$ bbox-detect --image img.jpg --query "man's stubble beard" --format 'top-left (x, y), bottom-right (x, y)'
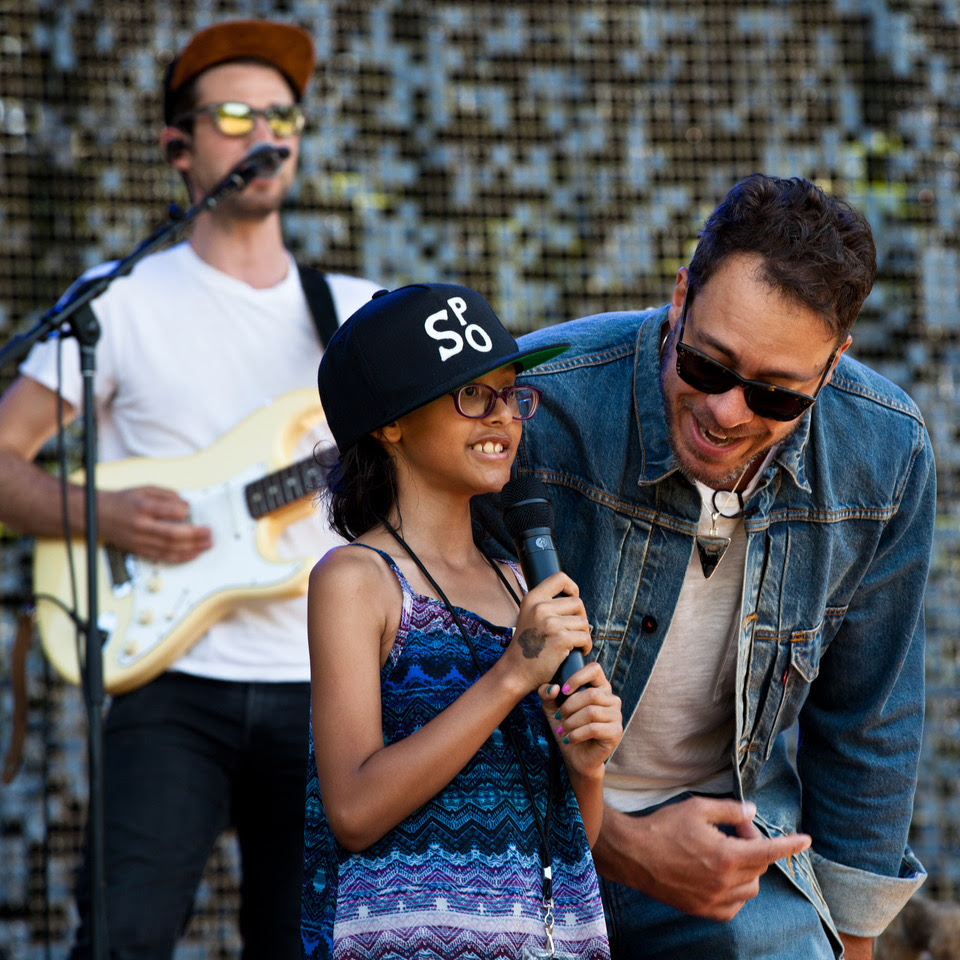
top-left (657, 346), bottom-right (779, 490)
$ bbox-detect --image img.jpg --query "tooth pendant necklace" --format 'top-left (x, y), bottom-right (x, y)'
top-left (696, 469), bottom-right (749, 579)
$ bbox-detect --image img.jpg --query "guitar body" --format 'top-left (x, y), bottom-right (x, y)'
top-left (33, 389), bottom-right (328, 694)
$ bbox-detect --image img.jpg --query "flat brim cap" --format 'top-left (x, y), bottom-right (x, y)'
top-left (164, 20), bottom-right (315, 122)
top-left (319, 283), bottom-right (569, 453)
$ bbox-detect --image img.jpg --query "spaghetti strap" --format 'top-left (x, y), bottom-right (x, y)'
top-left (343, 542), bottom-right (413, 592)
top-left (343, 543), bottom-right (415, 658)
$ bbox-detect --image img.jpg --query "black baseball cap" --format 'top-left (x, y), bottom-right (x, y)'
top-left (319, 283), bottom-right (568, 453)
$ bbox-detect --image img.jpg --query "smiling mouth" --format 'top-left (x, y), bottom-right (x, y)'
top-left (471, 441), bottom-right (505, 454)
top-left (701, 425), bottom-right (740, 446)
top-left (694, 414), bottom-right (756, 449)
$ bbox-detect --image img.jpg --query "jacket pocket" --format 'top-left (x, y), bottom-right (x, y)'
top-left (742, 623), bottom-right (824, 772)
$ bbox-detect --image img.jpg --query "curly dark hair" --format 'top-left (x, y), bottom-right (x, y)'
top-left (686, 173), bottom-right (877, 339)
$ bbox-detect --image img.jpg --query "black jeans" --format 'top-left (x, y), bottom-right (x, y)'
top-left (70, 672), bottom-right (311, 960)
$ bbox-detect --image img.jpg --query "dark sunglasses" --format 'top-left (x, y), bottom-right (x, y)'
top-left (174, 102), bottom-right (306, 138)
top-left (675, 297), bottom-right (839, 422)
top-left (450, 383), bottom-right (542, 420)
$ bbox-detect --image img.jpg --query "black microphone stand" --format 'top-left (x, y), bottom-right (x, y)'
top-left (0, 156), bottom-right (274, 960)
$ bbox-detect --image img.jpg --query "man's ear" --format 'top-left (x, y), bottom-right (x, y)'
top-left (823, 334), bottom-right (853, 387)
top-left (669, 267), bottom-right (689, 326)
top-left (160, 127), bottom-right (191, 168)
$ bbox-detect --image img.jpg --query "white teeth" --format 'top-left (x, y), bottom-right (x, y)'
top-left (704, 426), bottom-right (734, 445)
top-left (472, 442), bottom-right (504, 453)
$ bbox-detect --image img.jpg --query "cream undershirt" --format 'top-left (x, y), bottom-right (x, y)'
top-left (604, 454), bottom-right (775, 812)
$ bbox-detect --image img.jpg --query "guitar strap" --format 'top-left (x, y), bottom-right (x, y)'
top-left (296, 263), bottom-right (339, 348)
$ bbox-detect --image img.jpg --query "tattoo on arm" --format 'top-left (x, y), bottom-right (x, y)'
top-left (517, 628), bottom-right (546, 659)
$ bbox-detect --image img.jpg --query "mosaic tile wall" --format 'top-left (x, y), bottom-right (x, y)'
top-left (1, 1), bottom-right (959, 956)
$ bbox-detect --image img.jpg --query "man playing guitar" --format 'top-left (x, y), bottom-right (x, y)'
top-left (0, 19), bottom-right (378, 959)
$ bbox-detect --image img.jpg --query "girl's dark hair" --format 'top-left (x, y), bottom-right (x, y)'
top-left (317, 435), bottom-right (505, 551)
top-left (319, 436), bottom-right (399, 542)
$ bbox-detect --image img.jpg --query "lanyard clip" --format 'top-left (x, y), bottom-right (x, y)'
top-left (542, 865), bottom-right (556, 958)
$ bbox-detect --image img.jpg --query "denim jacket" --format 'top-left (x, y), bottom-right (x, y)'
top-left (512, 305), bottom-right (935, 939)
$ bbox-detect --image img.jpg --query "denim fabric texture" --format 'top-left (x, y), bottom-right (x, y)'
top-left (600, 855), bottom-right (836, 959)
top-left (511, 305), bottom-right (935, 940)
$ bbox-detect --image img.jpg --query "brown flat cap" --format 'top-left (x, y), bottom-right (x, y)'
top-left (164, 19), bottom-right (315, 122)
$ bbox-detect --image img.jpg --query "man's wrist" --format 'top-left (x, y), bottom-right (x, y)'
top-left (593, 805), bottom-right (648, 886)
top-left (837, 931), bottom-right (874, 960)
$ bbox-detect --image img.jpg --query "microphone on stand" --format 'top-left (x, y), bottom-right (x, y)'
top-left (221, 142), bottom-right (291, 189)
top-left (500, 475), bottom-right (585, 704)
top-left (202, 143), bottom-right (291, 209)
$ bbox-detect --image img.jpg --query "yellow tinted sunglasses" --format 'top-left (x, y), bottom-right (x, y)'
top-left (175, 102), bottom-right (305, 138)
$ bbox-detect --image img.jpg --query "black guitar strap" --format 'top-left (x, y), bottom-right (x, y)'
top-left (297, 263), bottom-right (339, 348)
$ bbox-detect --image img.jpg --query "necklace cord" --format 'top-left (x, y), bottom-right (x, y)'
top-left (710, 487), bottom-right (744, 520)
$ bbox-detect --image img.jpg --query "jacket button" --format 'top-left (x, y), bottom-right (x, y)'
top-left (641, 615), bottom-right (658, 633)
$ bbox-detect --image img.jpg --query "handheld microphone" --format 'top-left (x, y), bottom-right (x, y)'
top-left (218, 142), bottom-right (291, 192)
top-left (500, 475), bottom-right (585, 703)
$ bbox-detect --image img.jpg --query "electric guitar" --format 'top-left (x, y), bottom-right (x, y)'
top-left (33, 388), bottom-right (332, 694)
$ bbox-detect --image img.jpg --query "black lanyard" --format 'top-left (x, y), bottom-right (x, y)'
top-left (382, 523), bottom-right (561, 952)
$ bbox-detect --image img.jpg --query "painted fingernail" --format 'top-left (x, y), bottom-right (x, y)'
top-left (562, 684), bottom-right (571, 695)
top-left (554, 711), bottom-right (562, 720)
top-left (555, 726), bottom-right (563, 736)
top-left (562, 737), bottom-right (570, 744)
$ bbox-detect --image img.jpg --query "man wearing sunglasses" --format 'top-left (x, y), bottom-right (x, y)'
top-left (0, 18), bottom-right (378, 960)
top-left (501, 175), bottom-right (935, 959)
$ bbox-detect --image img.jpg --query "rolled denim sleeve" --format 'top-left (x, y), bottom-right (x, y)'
top-left (809, 848), bottom-right (926, 937)
top-left (795, 415), bottom-right (935, 937)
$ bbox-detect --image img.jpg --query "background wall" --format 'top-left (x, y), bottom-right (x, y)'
top-left (1, 1), bottom-right (959, 957)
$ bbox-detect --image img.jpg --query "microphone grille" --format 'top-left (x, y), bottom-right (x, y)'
top-left (500, 476), bottom-right (554, 536)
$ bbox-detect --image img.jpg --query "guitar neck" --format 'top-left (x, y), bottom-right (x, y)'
top-left (244, 456), bottom-right (324, 519)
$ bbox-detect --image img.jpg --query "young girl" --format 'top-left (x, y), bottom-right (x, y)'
top-left (301, 283), bottom-right (622, 960)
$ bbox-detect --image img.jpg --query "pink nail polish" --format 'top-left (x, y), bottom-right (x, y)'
top-left (555, 726), bottom-right (563, 737)
top-left (562, 684), bottom-right (571, 695)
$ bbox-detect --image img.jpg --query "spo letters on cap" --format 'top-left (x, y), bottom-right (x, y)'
top-left (424, 294), bottom-right (494, 362)
top-left (318, 283), bottom-right (568, 453)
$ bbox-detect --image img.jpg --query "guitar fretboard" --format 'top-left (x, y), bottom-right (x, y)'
top-left (244, 457), bottom-right (324, 519)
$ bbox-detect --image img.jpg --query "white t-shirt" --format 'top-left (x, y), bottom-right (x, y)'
top-left (604, 458), bottom-right (774, 812)
top-left (21, 241), bottom-right (379, 682)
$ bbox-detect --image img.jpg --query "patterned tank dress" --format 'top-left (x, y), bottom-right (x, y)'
top-left (301, 546), bottom-right (610, 960)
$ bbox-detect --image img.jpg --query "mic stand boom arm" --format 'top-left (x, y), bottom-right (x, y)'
top-left (0, 165), bottom-right (259, 370)
top-left (0, 166), bottom-right (261, 960)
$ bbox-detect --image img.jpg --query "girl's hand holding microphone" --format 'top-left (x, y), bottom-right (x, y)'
top-left (504, 571), bottom-right (623, 775)
top-left (540, 663), bottom-right (622, 779)
top-left (503, 571), bottom-right (591, 693)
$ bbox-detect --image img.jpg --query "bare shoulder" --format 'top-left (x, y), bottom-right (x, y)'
top-left (309, 543), bottom-right (403, 619)
top-left (311, 543), bottom-right (394, 593)
top-left (308, 543), bottom-right (402, 666)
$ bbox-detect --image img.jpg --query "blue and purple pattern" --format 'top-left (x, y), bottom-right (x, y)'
top-left (301, 548), bottom-right (610, 959)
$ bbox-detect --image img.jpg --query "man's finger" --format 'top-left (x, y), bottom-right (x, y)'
top-left (689, 796), bottom-right (760, 826)
top-left (759, 831), bottom-right (811, 865)
top-left (735, 831), bottom-right (812, 870)
top-left (735, 818), bottom-right (763, 839)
